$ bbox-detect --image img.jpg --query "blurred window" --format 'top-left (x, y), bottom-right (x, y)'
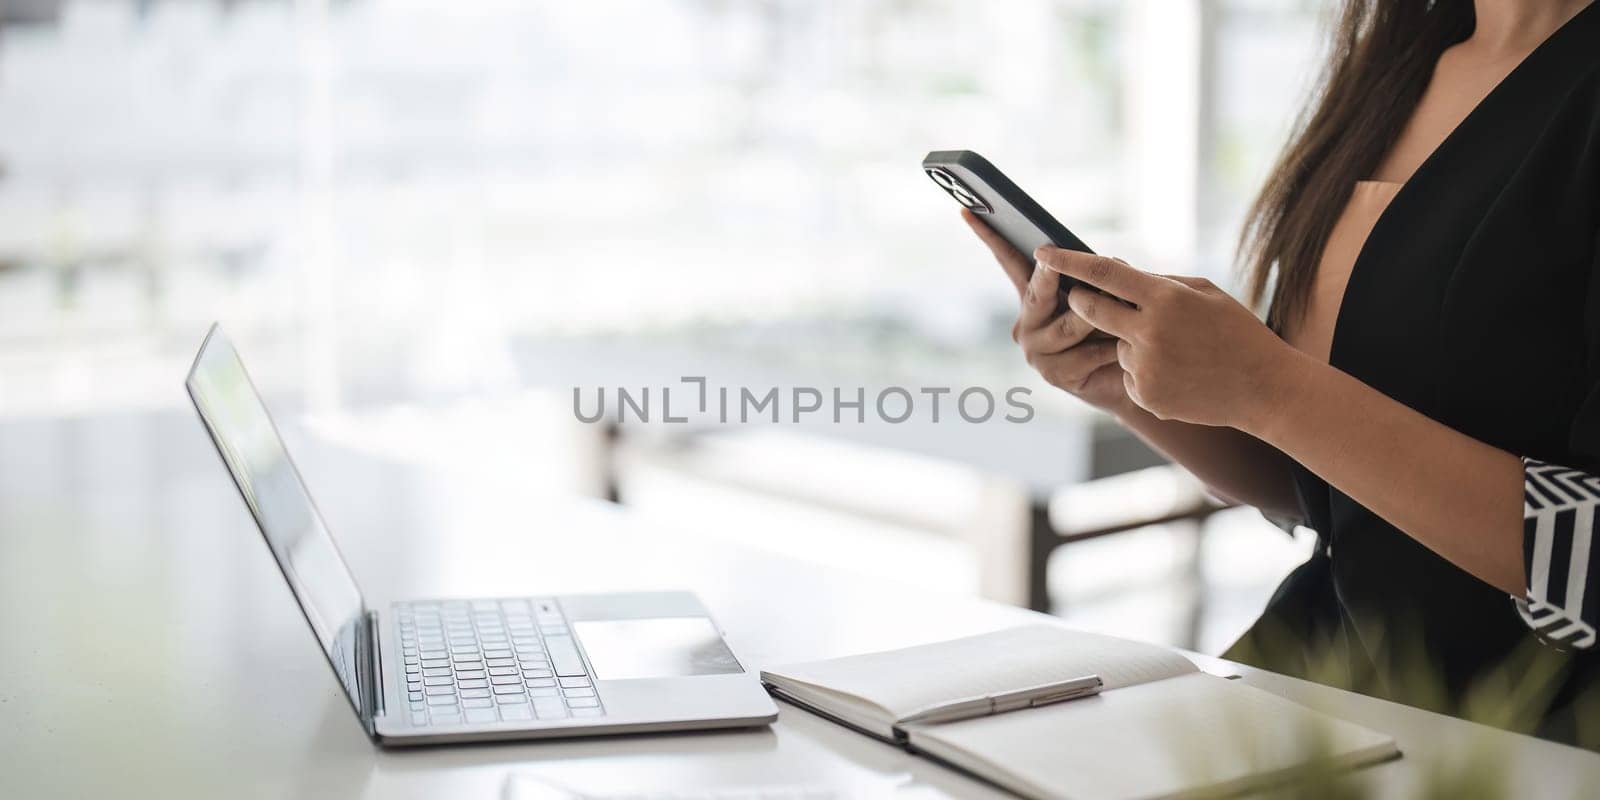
top-left (0, 0), bottom-right (1321, 414)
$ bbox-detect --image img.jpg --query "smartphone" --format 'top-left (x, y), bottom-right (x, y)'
top-left (922, 150), bottom-right (1094, 292)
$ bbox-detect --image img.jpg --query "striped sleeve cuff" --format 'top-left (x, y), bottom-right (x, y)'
top-left (1520, 458), bottom-right (1600, 650)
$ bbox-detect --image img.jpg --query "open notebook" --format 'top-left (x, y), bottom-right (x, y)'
top-left (762, 626), bottom-right (1398, 800)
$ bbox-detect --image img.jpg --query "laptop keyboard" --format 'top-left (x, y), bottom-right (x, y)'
top-left (395, 598), bottom-right (604, 727)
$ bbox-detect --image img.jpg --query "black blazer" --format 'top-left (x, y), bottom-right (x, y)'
top-left (1232, 3), bottom-right (1600, 748)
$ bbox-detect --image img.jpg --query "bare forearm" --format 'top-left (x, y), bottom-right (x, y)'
top-left (1111, 398), bottom-right (1302, 518)
top-left (1242, 349), bottom-right (1525, 594)
top-left (1032, 245), bottom-right (1530, 603)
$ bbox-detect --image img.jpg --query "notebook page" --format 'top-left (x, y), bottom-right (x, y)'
top-left (765, 625), bottom-right (1196, 720)
top-left (909, 672), bottom-right (1397, 800)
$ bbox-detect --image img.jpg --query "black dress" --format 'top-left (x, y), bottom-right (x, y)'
top-left (1225, 3), bottom-right (1600, 749)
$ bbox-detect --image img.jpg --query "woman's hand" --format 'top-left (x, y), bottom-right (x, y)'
top-left (1034, 245), bottom-right (1302, 429)
top-left (961, 210), bottom-right (1129, 413)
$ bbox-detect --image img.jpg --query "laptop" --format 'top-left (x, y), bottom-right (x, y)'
top-left (185, 324), bottom-right (778, 745)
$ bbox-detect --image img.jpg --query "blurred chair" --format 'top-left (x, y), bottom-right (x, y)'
top-left (609, 424), bottom-right (1232, 622)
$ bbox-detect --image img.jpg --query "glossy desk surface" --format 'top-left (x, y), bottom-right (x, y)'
top-left (2, 410), bottom-right (1598, 798)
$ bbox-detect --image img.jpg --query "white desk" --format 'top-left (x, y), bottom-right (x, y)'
top-left (2, 410), bottom-right (1597, 798)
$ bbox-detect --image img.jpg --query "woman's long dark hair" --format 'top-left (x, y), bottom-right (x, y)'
top-left (1239, 1), bottom-right (1475, 332)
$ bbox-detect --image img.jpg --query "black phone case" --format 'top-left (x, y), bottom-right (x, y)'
top-left (923, 150), bottom-right (1094, 290)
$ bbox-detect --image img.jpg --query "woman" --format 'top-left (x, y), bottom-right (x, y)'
top-left (966, 0), bottom-right (1600, 746)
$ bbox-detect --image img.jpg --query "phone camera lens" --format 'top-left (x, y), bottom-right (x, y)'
top-left (927, 166), bottom-right (991, 213)
top-left (926, 168), bottom-right (957, 190)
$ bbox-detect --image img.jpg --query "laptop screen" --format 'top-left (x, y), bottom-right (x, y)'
top-left (186, 326), bottom-right (368, 718)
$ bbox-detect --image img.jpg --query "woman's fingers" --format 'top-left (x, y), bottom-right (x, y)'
top-left (1016, 256), bottom-right (1061, 328)
top-left (1066, 285), bottom-right (1140, 339)
top-left (1116, 337), bottom-right (1137, 375)
top-left (1036, 246), bottom-right (1161, 304)
top-left (1019, 307), bottom-right (1094, 354)
top-left (962, 208), bottom-right (1032, 295)
top-left (1034, 337), bottom-right (1121, 391)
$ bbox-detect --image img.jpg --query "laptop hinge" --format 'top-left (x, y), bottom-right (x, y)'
top-left (365, 609), bottom-right (385, 723)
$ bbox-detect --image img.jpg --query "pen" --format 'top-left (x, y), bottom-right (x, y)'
top-left (896, 674), bottom-right (1104, 726)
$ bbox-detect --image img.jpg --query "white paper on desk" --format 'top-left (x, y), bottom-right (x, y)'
top-left (907, 672), bottom-right (1398, 800)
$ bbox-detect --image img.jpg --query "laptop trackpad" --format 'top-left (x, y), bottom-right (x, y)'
top-left (573, 617), bottom-right (744, 680)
